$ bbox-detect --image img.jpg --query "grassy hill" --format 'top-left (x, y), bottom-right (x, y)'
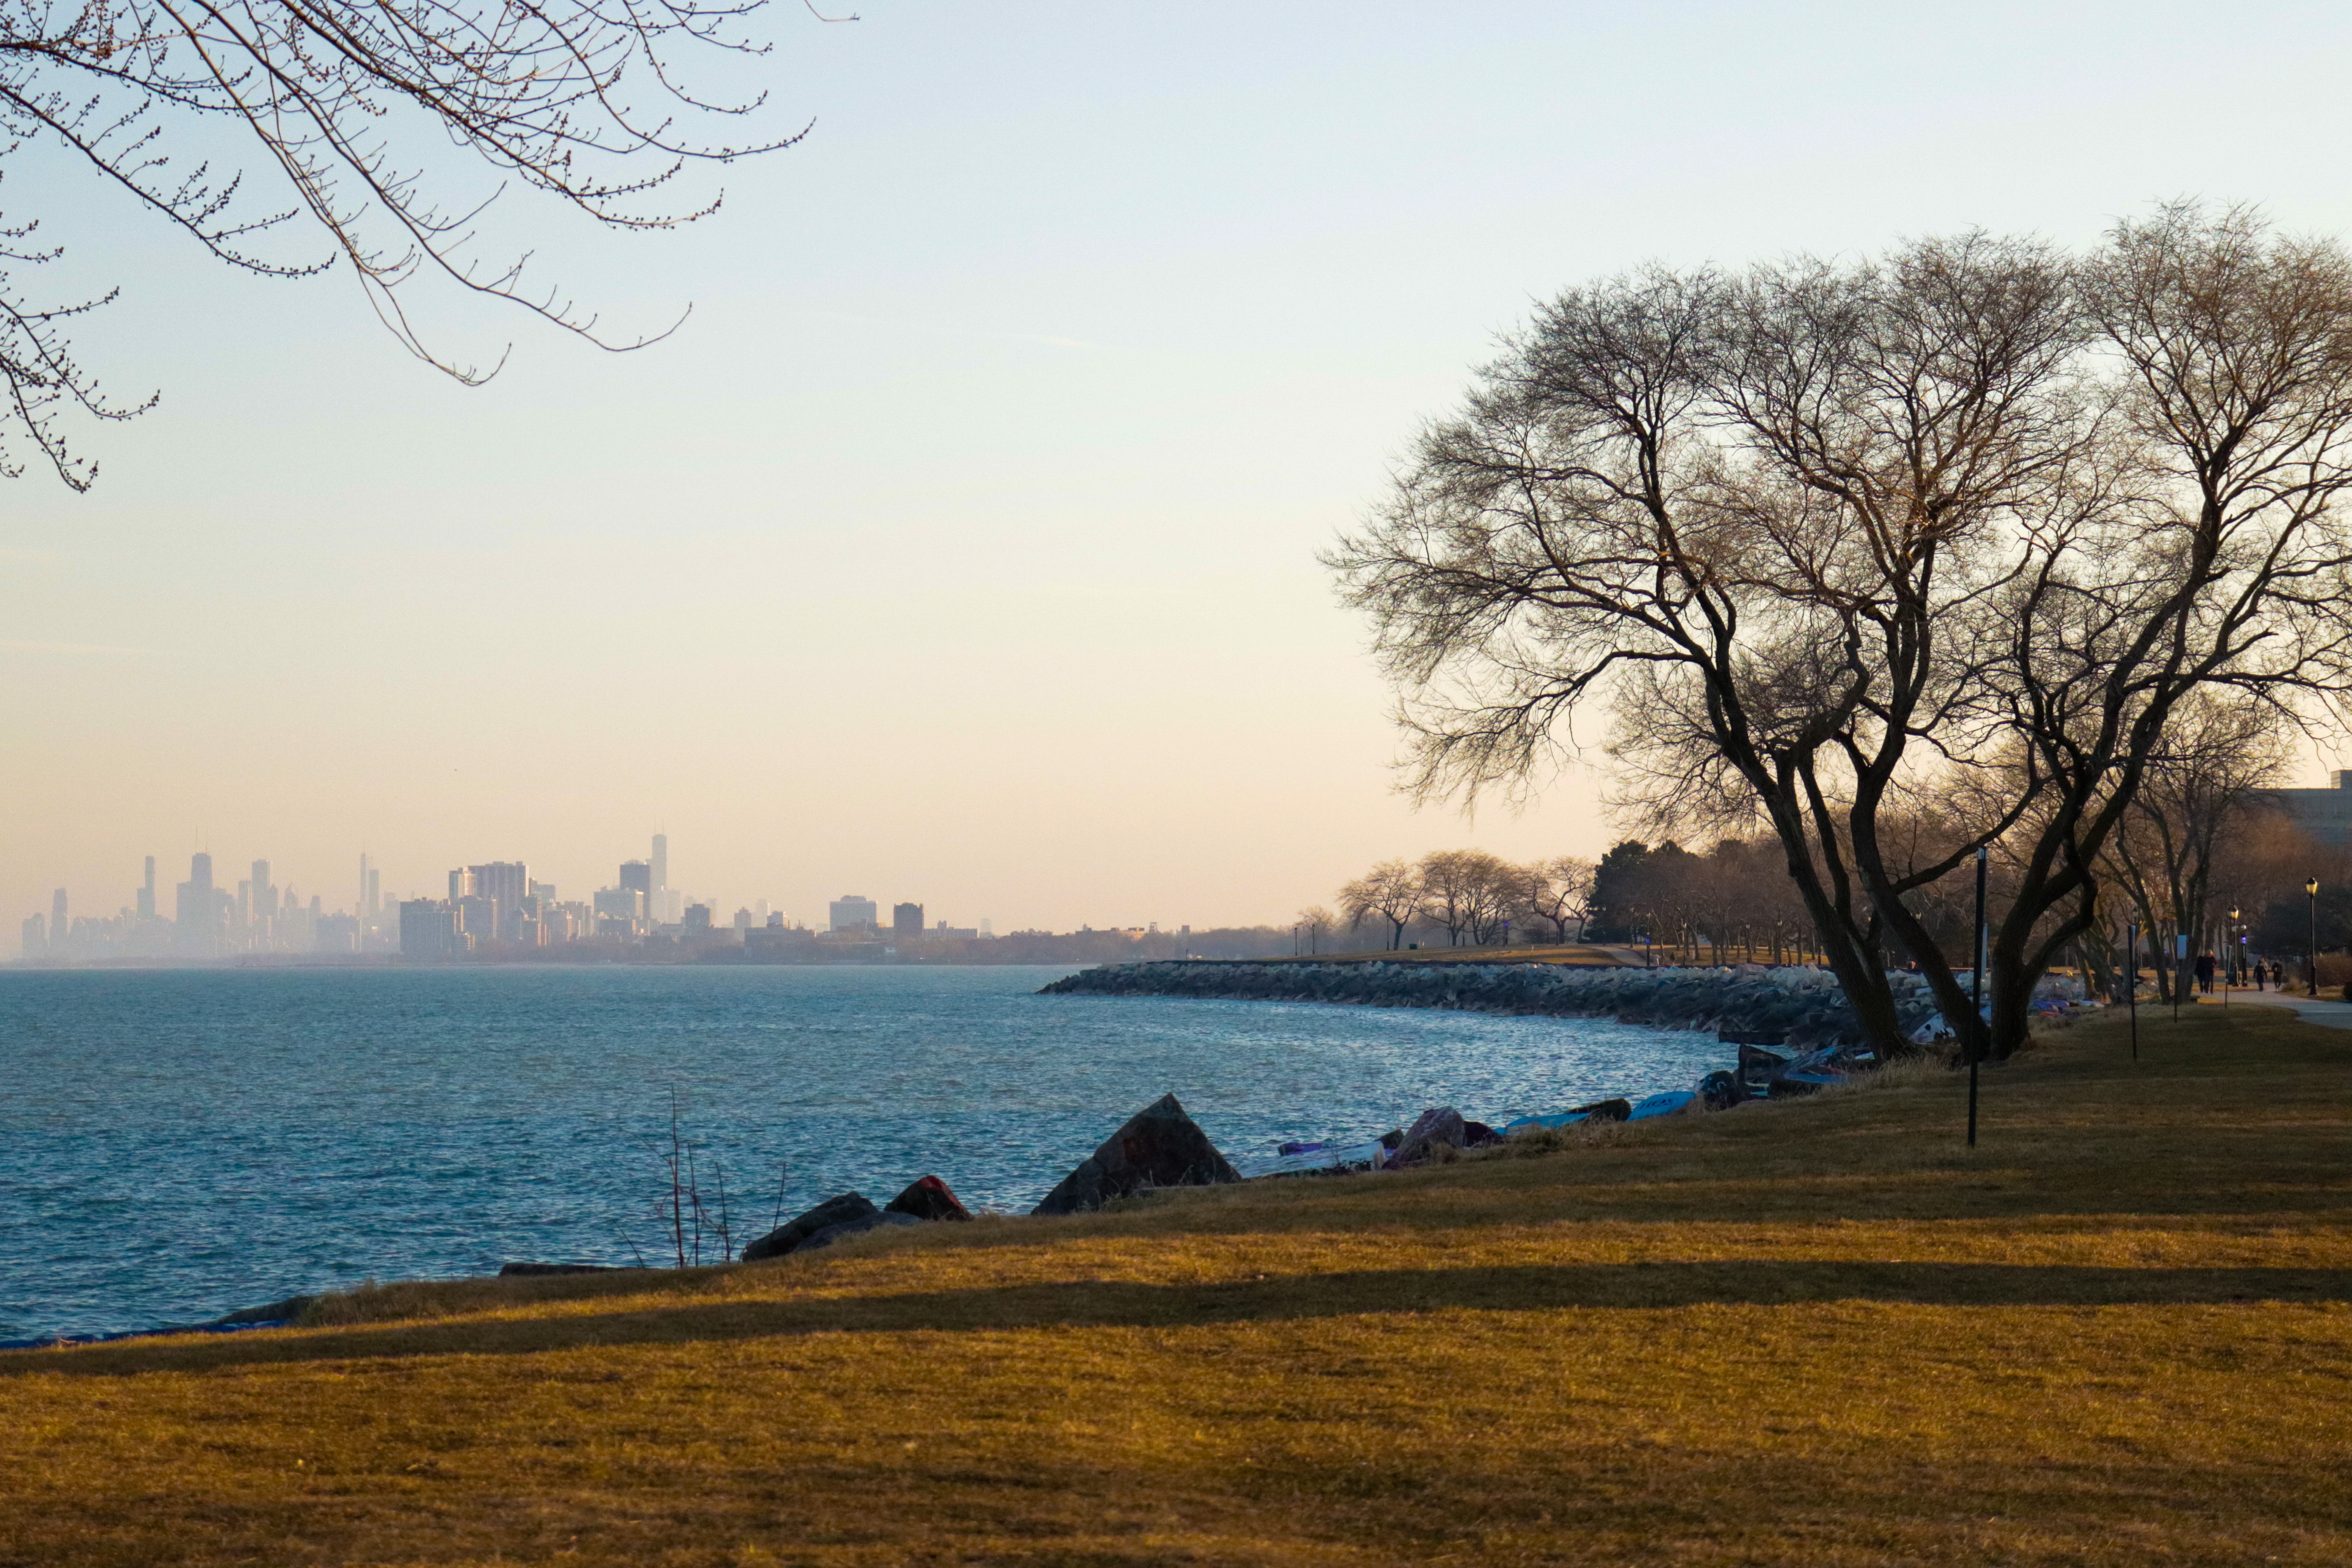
top-left (4, 1002), bottom-right (2346, 1566)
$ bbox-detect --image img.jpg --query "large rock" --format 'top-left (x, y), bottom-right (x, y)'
top-left (1384, 1106), bottom-right (1466, 1168)
top-left (741, 1191), bottom-right (880, 1261)
top-left (1032, 1093), bottom-right (1241, 1215)
top-left (886, 1174), bottom-right (973, 1222)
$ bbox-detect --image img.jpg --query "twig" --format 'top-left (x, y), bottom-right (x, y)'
top-left (669, 1088), bottom-right (686, 1268)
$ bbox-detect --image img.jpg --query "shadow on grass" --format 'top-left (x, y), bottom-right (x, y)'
top-left (14, 1259), bottom-right (2348, 1379)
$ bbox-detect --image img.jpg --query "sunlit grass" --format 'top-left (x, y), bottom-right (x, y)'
top-left (5, 1002), bottom-right (2347, 1565)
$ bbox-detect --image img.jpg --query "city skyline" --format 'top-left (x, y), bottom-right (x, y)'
top-left (18, 831), bottom-right (1023, 962)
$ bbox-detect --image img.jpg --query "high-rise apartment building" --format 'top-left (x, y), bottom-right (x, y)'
top-left (469, 862), bottom-right (528, 913)
top-left (51, 888), bottom-right (67, 932)
top-left (398, 899), bottom-right (463, 960)
top-left (892, 902), bottom-right (924, 938)
top-left (828, 895), bottom-right (879, 934)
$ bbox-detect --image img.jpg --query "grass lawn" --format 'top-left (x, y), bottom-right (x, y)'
top-left (4, 1002), bottom-right (2346, 1566)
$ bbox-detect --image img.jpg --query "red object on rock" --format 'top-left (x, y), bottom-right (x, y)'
top-left (886, 1173), bottom-right (974, 1222)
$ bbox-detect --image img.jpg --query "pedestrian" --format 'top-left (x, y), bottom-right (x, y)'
top-left (2256, 959), bottom-right (2270, 990)
top-left (2195, 951), bottom-right (2215, 994)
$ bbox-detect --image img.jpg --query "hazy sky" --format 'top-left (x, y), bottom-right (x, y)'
top-left (8, 1), bottom-right (2352, 936)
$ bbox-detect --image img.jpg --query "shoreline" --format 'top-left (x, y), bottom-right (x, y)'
top-left (1041, 958), bottom-right (1973, 1048)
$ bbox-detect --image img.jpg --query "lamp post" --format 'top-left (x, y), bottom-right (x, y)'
top-left (2228, 906), bottom-right (2240, 1003)
top-left (2307, 877), bottom-right (2320, 997)
top-left (2125, 918), bottom-right (2138, 1062)
top-left (1968, 845), bottom-right (1987, 1150)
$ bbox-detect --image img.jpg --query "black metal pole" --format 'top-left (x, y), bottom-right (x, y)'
top-left (1968, 845), bottom-right (1987, 1149)
top-left (2127, 919), bottom-right (2138, 1062)
top-left (2309, 882), bottom-right (2319, 997)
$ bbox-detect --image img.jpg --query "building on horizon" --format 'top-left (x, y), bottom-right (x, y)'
top-left (893, 902), bottom-right (925, 938)
top-left (398, 899), bottom-right (463, 960)
top-left (829, 895), bottom-right (878, 934)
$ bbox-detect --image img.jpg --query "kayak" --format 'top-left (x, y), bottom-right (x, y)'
top-left (1502, 1097), bottom-right (1634, 1133)
top-left (1626, 1090), bottom-right (1698, 1120)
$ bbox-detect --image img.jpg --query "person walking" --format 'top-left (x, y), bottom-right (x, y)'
top-left (2256, 959), bottom-right (2270, 990)
top-left (2195, 951), bottom-right (2216, 995)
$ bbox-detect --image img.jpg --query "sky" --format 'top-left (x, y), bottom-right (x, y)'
top-left (7, 0), bottom-right (2352, 936)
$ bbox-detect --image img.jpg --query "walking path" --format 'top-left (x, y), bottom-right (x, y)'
top-left (2197, 985), bottom-right (2352, 1031)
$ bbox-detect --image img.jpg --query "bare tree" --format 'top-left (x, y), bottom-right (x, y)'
top-left (1515, 854), bottom-right (1595, 944)
top-left (1339, 859), bottom-right (1422, 951)
top-left (1330, 206), bottom-right (2352, 1062)
top-left (2097, 693), bottom-right (2291, 1001)
top-left (1416, 848), bottom-right (1516, 946)
top-left (1294, 904), bottom-right (1339, 955)
top-left (0, 0), bottom-right (809, 488)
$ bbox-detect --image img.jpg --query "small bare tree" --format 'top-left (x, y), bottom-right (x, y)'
top-left (1339, 859), bottom-right (1423, 951)
top-left (1515, 854), bottom-right (1595, 944)
top-left (2097, 694), bottom-right (2291, 1001)
top-left (1416, 848), bottom-right (1516, 946)
top-left (1294, 905), bottom-right (1339, 955)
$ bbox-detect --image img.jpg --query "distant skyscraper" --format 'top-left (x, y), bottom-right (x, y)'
top-left (829, 895), bottom-right (879, 934)
top-left (651, 834), bottom-right (668, 895)
top-left (178, 853), bottom-right (213, 929)
top-left (51, 887), bottom-right (67, 930)
top-left (398, 899), bottom-right (463, 960)
top-left (448, 867), bottom-right (474, 901)
top-left (466, 862), bottom-right (528, 942)
top-left (619, 860), bottom-right (652, 896)
top-left (893, 902), bottom-right (924, 938)
top-left (137, 857), bottom-right (155, 922)
top-left (469, 863), bottom-right (527, 911)
top-left (251, 861), bottom-right (277, 925)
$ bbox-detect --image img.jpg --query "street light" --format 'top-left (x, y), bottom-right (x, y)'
top-left (2228, 906), bottom-right (2241, 1001)
top-left (2307, 877), bottom-right (2321, 997)
top-left (1968, 844), bottom-right (1987, 1149)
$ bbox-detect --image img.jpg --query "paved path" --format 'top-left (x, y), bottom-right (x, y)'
top-left (2193, 987), bottom-right (2352, 1031)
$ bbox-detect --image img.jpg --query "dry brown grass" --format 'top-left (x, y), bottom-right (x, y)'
top-left (4, 1003), bottom-right (2347, 1566)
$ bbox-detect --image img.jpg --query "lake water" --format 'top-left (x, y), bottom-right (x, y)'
top-left (0, 965), bottom-right (1728, 1339)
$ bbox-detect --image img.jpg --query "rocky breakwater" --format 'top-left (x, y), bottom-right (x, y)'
top-left (1041, 960), bottom-right (1956, 1049)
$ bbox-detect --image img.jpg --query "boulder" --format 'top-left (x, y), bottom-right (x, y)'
top-left (800, 1211), bottom-right (923, 1251)
top-left (1031, 1093), bottom-right (1241, 1215)
top-left (1462, 1120), bottom-right (1504, 1147)
top-left (1385, 1106), bottom-right (1466, 1168)
top-left (886, 1174), bottom-right (973, 1222)
top-left (741, 1191), bottom-right (880, 1261)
